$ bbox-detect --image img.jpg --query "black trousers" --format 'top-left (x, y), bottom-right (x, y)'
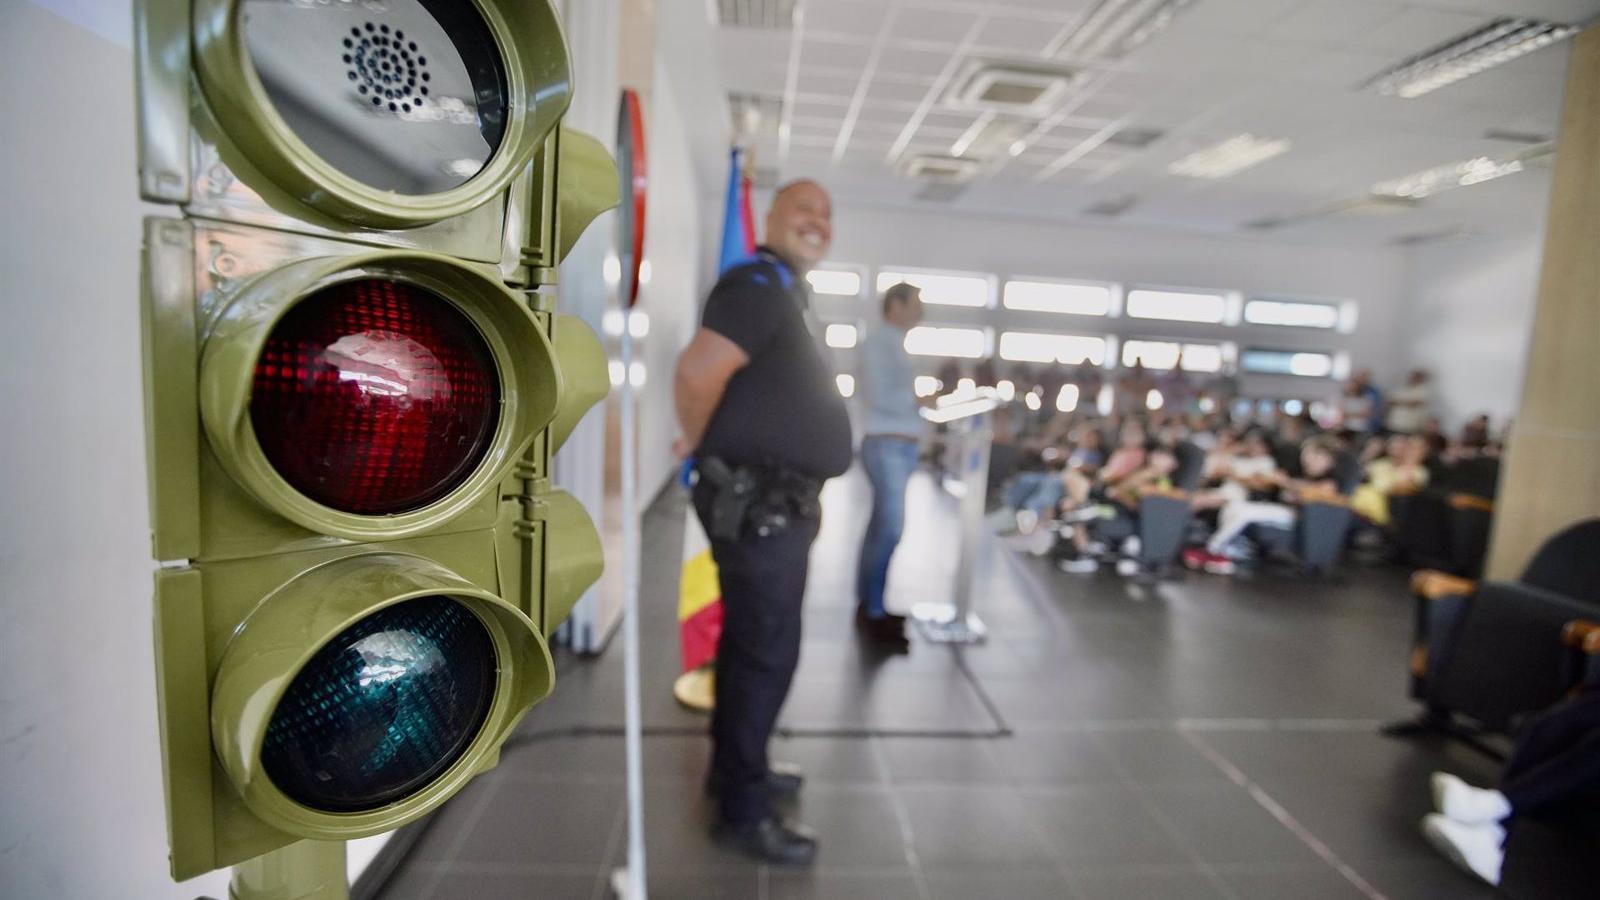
top-left (693, 481), bottom-right (819, 824)
top-left (1502, 692), bottom-right (1600, 815)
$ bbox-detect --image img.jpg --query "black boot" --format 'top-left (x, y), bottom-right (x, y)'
top-left (711, 815), bottom-right (819, 865)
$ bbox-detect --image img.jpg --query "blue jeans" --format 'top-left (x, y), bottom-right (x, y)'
top-left (1005, 470), bottom-right (1064, 516)
top-left (857, 436), bottom-right (919, 618)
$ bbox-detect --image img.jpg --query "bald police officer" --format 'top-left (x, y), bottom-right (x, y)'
top-left (673, 180), bottom-right (850, 864)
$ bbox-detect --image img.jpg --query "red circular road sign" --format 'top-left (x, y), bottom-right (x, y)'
top-left (616, 88), bottom-right (648, 308)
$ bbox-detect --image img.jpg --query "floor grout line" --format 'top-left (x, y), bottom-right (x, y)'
top-left (1179, 728), bottom-right (1392, 900)
top-left (867, 735), bottom-right (934, 900)
top-left (1091, 729), bottom-right (1246, 900)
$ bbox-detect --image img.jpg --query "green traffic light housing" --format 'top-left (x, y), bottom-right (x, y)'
top-left (135, 0), bottom-right (614, 887)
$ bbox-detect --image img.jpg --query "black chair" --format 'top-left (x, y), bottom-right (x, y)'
top-left (1498, 622), bottom-right (1600, 900)
top-left (1132, 441), bottom-right (1207, 574)
top-left (1392, 456), bottom-right (1501, 577)
top-left (1392, 519), bottom-right (1600, 743)
top-left (1249, 451), bottom-right (1363, 574)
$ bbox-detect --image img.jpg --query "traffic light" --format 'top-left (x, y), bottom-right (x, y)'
top-left (134, 0), bottom-right (614, 884)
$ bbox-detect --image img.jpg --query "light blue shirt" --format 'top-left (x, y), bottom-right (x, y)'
top-left (860, 324), bottom-right (926, 437)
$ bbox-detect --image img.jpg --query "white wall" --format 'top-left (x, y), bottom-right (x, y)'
top-left (634, 59), bottom-right (714, 500)
top-left (794, 202), bottom-right (1411, 394)
top-left (0, 3), bottom-right (231, 897)
top-left (1400, 233), bottom-right (1545, 431)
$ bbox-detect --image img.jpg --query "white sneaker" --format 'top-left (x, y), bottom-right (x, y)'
top-left (987, 509), bottom-right (1020, 534)
top-left (1431, 772), bottom-right (1511, 825)
top-left (1115, 558), bottom-right (1141, 577)
top-left (1421, 814), bottom-right (1504, 886)
top-left (1058, 556), bottom-right (1099, 574)
top-left (1122, 536), bottom-right (1142, 558)
top-left (1025, 527), bottom-right (1055, 556)
top-left (1015, 508), bottom-right (1039, 534)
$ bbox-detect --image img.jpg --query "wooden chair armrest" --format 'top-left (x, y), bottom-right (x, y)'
top-left (1448, 493), bottom-right (1494, 513)
top-left (1562, 620), bottom-right (1600, 650)
top-left (1143, 487), bottom-right (1190, 502)
top-left (1301, 489), bottom-right (1349, 507)
top-left (1390, 484), bottom-right (1423, 497)
top-left (1411, 569), bottom-right (1476, 600)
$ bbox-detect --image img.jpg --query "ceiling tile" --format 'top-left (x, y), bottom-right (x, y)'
top-left (876, 45), bottom-right (959, 78)
top-left (971, 15), bottom-right (1067, 57)
top-left (882, 8), bottom-right (980, 47)
top-left (1263, 0), bottom-right (1408, 44)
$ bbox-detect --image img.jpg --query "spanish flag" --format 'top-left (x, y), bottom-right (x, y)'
top-left (674, 510), bottom-right (721, 711)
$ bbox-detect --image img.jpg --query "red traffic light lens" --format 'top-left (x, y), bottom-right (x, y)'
top-left (251, 278), bottom-right (500, 515)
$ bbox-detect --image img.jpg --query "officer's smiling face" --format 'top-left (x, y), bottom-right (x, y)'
top-left (765, 181), bottom-right (833, 272)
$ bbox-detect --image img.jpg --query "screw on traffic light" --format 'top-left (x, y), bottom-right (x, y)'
top-left (134, 0), bottom-right (615, 893)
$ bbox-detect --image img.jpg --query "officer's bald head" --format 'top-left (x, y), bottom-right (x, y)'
top-left (765, 180), bottom-right (832, 273)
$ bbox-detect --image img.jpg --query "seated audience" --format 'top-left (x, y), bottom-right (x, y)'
top-left (1351, 434), bottom-right (1430, 527)
top-left (1182, 436), bottom-right (1347, 574)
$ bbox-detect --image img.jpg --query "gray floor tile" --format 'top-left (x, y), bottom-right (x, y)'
top-left (896, 784), bottom-right (1055, 866)
top-left (1138, 783), bottom-right (1322, 866)
top-left (1213, 863), bottom-right (1372, 900)
top-left (1016, 784), bottom-right (1191, 866)
top-left (1066, 864), bottom-right (1231, 900)
top-left (768, 871), bottom-right (923, 900)
top-left (921, 865), bottom-right (1079, 900)
top-left (452, 780), bottom-right (622, 866)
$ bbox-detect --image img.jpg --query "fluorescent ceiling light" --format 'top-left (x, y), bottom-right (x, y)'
top-left (806, 268), bottom-right (862, 296)
top-left (835, 374), bottom-right (855, 398)
top-left (903, 326), bottom-right (987, 358)
top-left (998, 331), bottom-right (1108, 365)
top-left (1371, 153), bottom-right (1531, 199)
top-left (1243, 300), bottom-right (1339, 329)
top-left (1125, 289), bottom-right (1227, 324)
top-left (877, 271), bottom-right (992, 308)
top-left (1365, 18), bottom-right (1580, 100)
top-left (824, 323), bottom-right (858, 349)
top-left (1053, 0), bottom-right (1199, 60)
top-left (1002, 280), bottom-right (1112, 316)
top-left (1169, 134), bottom-right (1291, 179)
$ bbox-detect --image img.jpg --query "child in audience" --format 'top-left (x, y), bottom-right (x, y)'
top-left (1351, 434), bottom-right (1429, 526)
top-left (1057, 442), bottom-right (1180, 574)
top-left (1183, 436), bottom-right (1346, 574)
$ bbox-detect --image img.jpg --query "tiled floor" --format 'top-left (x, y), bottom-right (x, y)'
top-left (378, 469), bottom-right (1505, 900)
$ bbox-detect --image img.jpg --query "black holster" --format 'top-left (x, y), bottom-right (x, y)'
top-left (696, 457), bottom-right (822, 541)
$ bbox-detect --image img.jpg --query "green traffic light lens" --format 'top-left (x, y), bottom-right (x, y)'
top-left (261, 595), bottom-right (496, 813)
top-left (242, 0), bottom-right (509, 194)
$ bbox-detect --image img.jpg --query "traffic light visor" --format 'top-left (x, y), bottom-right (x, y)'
top-left (202, 253), bottom-right (559, 540)
top-left (211, 553), bottom-right (552, 838)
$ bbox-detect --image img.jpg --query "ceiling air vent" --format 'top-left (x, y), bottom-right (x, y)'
top-left (728, 92), bottom-right (783, 140)
top-left (1104, 126), bottom-right (1166, 149)
top-left (946, 60), bottom-right (1082, 117)
top-left (717, 0), bottom-right (796, 29)
top-left (915, 182), bottom-right (968, 203)
top-left (1084, 194), bottom-right (1138, 217)
top-left (902, 154), bottom-right (981, 184)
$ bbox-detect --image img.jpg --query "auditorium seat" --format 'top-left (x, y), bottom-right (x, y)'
top-left (1498, 622), bottom-right (1600, 900)
top-left (1250, 450), bottom-right (1364, 574)
top-left (1394, 519), bottom-right (1600, 742)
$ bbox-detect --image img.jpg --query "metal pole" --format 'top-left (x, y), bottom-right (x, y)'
top-left (229, 841), bottom-right (347, 900)
top-left (616, 313), bottom-right (648, 899)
